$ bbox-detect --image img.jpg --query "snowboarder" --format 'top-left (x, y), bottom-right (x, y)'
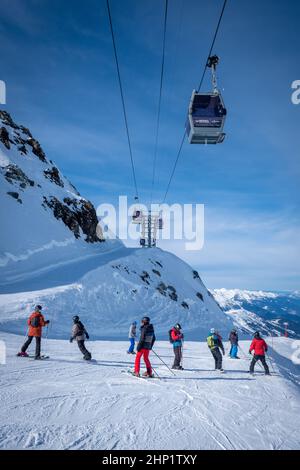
top-left (228, 328), bottom-right (239, 358)
top-left (207, 328), bottom-right (225, 372)
top-left (249, 331), bottom-right (270, 375)
top-left (17, 305), bottom-right (50, 360)
top-left (133, 316), bottom-right (156, 377)
top-left (170, 323), bottom-right (184, 370)
top-left (70, 315), bottom-right (91, 360)
top-left (127, 321), bottom-right (137, 354)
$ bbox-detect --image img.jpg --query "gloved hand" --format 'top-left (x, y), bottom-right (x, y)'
top-left (86, 333), bottom-right (90, 340)
top-left (69, 337), bottom-right (73, 343)
top-left (249, 351), bottom-right (252, 355)
top-left (222, 350), bottom-right (225, 356)
top-left (46, 320), bottom-right (50, 324)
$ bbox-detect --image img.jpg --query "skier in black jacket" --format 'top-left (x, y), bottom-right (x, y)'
top-left (133, 316), bottom-right (156, 377)
top-left (70, 315), bottom-right (91, 360)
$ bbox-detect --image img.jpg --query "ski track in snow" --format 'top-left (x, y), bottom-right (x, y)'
top-left (0, 334), bottom-right (299, 450)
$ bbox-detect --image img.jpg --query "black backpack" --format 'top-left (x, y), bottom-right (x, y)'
top-left (169, 329), bottom-right (174, 344)
top-left (30, 314), bottom-right (41, 328)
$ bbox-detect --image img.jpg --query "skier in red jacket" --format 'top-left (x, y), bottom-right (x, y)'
top-left (249, 331), bottom-right (270, 375)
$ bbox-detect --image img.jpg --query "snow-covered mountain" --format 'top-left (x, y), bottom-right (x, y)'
top-left (0, 110), bottom-right (126, 293)
top-left (0, 111), bottom-right (231, 339)
top-left (213, 288), bottom-right (300, 338)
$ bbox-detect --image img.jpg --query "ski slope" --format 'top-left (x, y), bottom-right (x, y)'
top-left (0, 333), bottom-right (299, 450)
top-left (0, 248), bottom-right (231, 340)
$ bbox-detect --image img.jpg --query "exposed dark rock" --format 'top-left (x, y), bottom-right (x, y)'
top-left (152, 269), bottom-right (161, 277)
top-left (19, 125), bottom-right (32, 138)
top-left (193, 270), bottom-right (200, 279)
top-left (196, 292), bottom-right (204, 301)
top-left (27, 137), bottom-right (47, 162)
top-left (43, 196), bottom-right (102, 243)
top-left (0, 126), bottom-right (10, 149)
top-left (155, 261), bottom-right (163, 268)
top-left (140, 271), bottom-right (150, 284)
top-left (18, 145), bottom-right (27, 155)
top-left (44, 166), bottom-right (64, 187)
top-left (3, 164), bottom-right (34, 189)
top-left (168, 291), bottom-right (178, 302)
top-left (167, 285), bottom-right (176, 293)
top-left (167, 285), bottom-right (178, 301)
top-left (156, 282), bottom-right (167, 296)
top-left (7, 191), bottom-right (22, 203)
top-left (181, 301), bottom-right (189, 309)
top-left (0, 110), bottom-right (19, 129)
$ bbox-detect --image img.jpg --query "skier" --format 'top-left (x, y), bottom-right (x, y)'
top-left (249, 331), bottom-right (270, 375)
top-left (228, 328), bottom-right (239, 359)
top-left (207, 328), bottom-right (225, 372)
top-left (170, 323), bottom-right (184, 370)
top-left (70, 315), bottom-right (91, 360)
top-left (127, 321), bottom-right (137, 354)
top-left (17, 305), bottom-right (50, 360)
top-left (133, 316), bottom-right (156, 377)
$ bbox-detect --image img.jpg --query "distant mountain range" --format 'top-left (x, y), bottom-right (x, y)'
top-left (212, 288), bottom-right (300, 339)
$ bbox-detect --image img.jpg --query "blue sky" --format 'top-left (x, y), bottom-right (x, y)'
top-left (0, 0), bottom-right (299, 290)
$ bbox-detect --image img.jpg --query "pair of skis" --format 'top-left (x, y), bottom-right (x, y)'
top-left (17, 354), bottom-right (49, 360)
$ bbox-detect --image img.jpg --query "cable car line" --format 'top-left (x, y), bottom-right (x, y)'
top-left (150, 0), bottom-right (169, 206)
top-left (160, 0), bottom-right (228, 205)
top-left (196, 0), bottom-right (228, 93)
top-left (106, 0), bottom-right (139, 200)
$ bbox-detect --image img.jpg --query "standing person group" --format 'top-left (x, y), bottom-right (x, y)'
top-left (17, 306), bottom-right (271, 377)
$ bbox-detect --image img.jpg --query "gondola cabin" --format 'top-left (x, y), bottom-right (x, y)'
top-left (186, 90), bottom-right (226, 144)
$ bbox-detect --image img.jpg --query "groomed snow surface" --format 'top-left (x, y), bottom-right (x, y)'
top-left (0, 333), bottom-right (299, 450)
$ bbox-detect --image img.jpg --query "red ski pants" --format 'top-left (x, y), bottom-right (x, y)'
top-left (134, 348), bottom-right (152, 374)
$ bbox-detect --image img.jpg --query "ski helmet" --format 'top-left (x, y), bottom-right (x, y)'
top-left (141, 316), bottom-right (150, 324)
top-left (73, 315), bottom-right (80, 323)
top-left (254, 331), bottom-right (260, 339)
top-left (35, 305), bottom-right (42, 311)
top-left (133, 321), bottom-right (137, 325)
top-left (175, 323), bottom-right (182, 330)
top-left (210, 328), bottom-right (215, 334)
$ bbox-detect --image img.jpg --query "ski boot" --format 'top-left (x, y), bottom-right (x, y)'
top-left (142, 371), bottom-right (154, 378)
top-left (17, 351), bottom-right (29, 357)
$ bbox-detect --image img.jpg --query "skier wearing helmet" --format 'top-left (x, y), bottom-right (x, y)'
top-left (207, 328), bottom-right (225, 372)
top-left (70, 315), bottom-right (91, 360)
top-left (170, 323), bottom-right (184, 370)
top-left (249, 331), bottom-right (270, 375)
top-left (17, 305), bottom-right (50, 360)
top-left (133, 316), bottom-right (156, 377)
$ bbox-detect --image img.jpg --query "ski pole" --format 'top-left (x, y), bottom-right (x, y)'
top-left (238, 343), bottom-right (250, 360)
top-left (152, 349), bottom-right (176, 376)
top-left (180, 341), bottom-right (184, 368)
top-left (152, 366), bottom-right (161, 379)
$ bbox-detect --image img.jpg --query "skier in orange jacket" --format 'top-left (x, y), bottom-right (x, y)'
top-left (17, 305), bottom-right (50, 359)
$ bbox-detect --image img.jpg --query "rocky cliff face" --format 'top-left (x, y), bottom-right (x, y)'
top-left (0, 110), bottom-right (102, 244)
